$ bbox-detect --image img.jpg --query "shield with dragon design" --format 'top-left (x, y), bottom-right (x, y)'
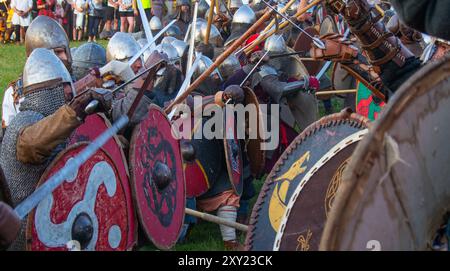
top-left (320, 55), bottom-right (450, 251)
top-left (355, 82), bottom-right (385, 121)
top-left (245, 109), bottom-right (370, 251)
top-left (130, 105), bottom-right (185, 250)
top-left (67, 113), bottom-right (136, 248)
top-left (26, 143), bottom-right (134, 251)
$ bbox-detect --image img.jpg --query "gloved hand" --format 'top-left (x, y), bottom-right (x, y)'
top-left (69, 88), bottom-right (113, 120)
top-left (99, 60), bottom-right (135, 81)
top-left (310, 33), bottom-right (358, 62)
top-left (0, 202), bottom-right (20, 250)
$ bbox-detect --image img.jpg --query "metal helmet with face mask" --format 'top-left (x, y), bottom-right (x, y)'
top-left (149, 16), bottom-right (163, 32)
top-left (72, 42), bottom-right (106, 80)
top-left (165, 24), bottom-right (183, 40)
top-left (225, 5), bottom-right (256, 46)
top-left (198, 0), bottom-right (210, 19)
top-left (264, 34), bottom-right (287, 55)
top-left (23, 48), bottom-right (73, 93)
top-left (106, 32), bottom-right (141, 62)
top-left (200, 23), bottom-right (224, 47)
top-left (192, 54), bottom-right (223, 95)
top-left (229, 0), bottom-right (243, 10)
top-left (25, 15), bottom-right (72, 69)
top-left (219, 54), bottom-right (241, 80)
top-left (155, 43), bottom-right (181, 65)
top-left (161, 36), bottom-right (177, 45)
top-left (136, 38), bottom-right (153, 62)
top-left (170, 39), bottom-right (189, 59)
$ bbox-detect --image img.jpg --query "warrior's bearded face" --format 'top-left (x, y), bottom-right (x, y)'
top-left (179, 5), bottom-right (191, 23)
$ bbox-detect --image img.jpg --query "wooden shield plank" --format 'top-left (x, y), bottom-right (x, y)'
top-left (293, 27), bottom-right (322, 76)
top-left (243, 87), bottom-right (265, 178)
top-left (26, 143), bottom-right (133, 251)
top-left (245, 109), bottom-right (370, 251)
top-left (130, 105), bottom-right (185, 250)
top-left (320, 56), bottom-right (450, 251)
top-left (223, 106), bottom-right (244, 196)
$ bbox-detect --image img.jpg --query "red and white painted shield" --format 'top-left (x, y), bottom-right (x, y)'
top-left (130, 105), bottom-right (185, 250)
top-left (26, 143), bottom-right (134, 251)
top-left (68, 113), bottom-right (136, 249)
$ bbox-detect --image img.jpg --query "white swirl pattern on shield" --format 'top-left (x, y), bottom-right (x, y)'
top-left (34, 161), bottom-right (120, 250)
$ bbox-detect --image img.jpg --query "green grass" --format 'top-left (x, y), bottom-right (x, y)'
top-left (0, 42), bottom-right (345, 251)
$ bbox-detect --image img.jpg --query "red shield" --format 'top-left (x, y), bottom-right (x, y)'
top-left (26, 143), bottom-right (133, 251)
top-left (68, 113), bottom-right (136, 249)
top-left (130, 105), bottom-right (185, 250)
top-left (223, 106), bottom-right (244, 196)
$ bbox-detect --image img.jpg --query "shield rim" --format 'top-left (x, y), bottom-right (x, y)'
top-left (243, 87), bottom-right (266, 178)
top-left (26, 142), bottom-right (133, 251)
top-left (273, 129), bottom-right (367, 251)
top-left (320, 55), bottom-right (450, 251)
top-left (245, 109), bottom-right (371, 251)
top-left (129, 104), bottom-right (186, 250)
top-left (319, 15), bottom-right (339, 36)
top-left (223, 106), bottom-right (244, 196)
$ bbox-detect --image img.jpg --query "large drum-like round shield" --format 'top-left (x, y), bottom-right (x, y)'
top-left (26, 143), bottom-right (134, 251)
top-left (68, 113), bottom-right (136, 248)
top-left (245, 109), bottom-right (370, 251)
top-left (320, 56), bottom-right (450, 251)
top-left (130, 105), bottom-right (185, 250)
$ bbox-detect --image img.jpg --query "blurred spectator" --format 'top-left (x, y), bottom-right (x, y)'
top-left (135, 0), bottom-right (151, 32)
top-left (73, 0), bottom-right (87, 41)
top-left (151, 0), bottom-right (162, 19)
top-left (101, 0), bottom-right (119, 38)
top-left (54, 0), bottom-right (64, 24)
top-left (61, 0), bottom-right (72, 38)
top-left (11, 0), bottom-right (32, 44)
top-left (118, 0), bottom-right (135, 33)
top-left (87, 0), bottom-right (103, 42)
top-left (37, 0), bottom-right (55, 18)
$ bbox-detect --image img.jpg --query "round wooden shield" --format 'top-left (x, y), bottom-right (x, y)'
top-left (319, 16), bottom-right (338, 36)
top-left (243, 87), bottom-right (265, 178)
top-left (68, 113), bottom-right (136, 249)
top-left (355, 82), bottom-right (385, 121)
top-left (273, 129), bottom-right (367, 251)
top-left (320, 56), bottom-right (450, 251)
top-left (245, 109), bottom-right (370, 251)
top-left (293, 27), bottom-right (322, 76)
top-left (223, 106), bottom-right (244, 196)
top-left (130, 105), bottom-right (185, 250)
top-left (26, 143), bottom-right (133, 251)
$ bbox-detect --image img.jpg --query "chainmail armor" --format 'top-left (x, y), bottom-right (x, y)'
top-left (1, 84), bottom-right (67, 250)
